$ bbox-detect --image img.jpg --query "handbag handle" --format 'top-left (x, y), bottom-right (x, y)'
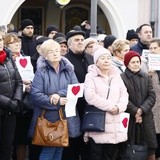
top-left (130, 123), bottom-right (146, 145)
top-left (39, 108), bottom-right (65, 121)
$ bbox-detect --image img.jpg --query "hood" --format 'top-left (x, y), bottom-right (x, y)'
top-left (88, 64), bottom-right (119, 78)
top-left (36, 56), bottom-right (74, 72)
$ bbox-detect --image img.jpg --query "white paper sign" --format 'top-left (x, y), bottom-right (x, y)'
top-left (66, 83), bottom-right (84, 99)
top-left (65, 98), bottom-right (78, 117)
top-left (65, 83), bottom-right (84, 117)
top-left (141, 49), bottom-right (150, 59)
top-left (119, 112), bottom-right (130, 133)
top-left (15, 56), bottom-right (34, 81)
top-left (148, 54), bottom-right (160, 70)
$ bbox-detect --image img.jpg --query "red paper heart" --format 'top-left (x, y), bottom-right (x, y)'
top-left (72, 86), bottom-right (80, 96)
top-left (122, 118), bottom-right (128, 128)
top-left (19, 58), bottom-right (27, 68)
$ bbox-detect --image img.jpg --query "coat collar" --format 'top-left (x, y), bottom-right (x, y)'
top-left (125, 67), bottom-right (144, 78)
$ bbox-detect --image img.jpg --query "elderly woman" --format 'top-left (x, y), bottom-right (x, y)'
top-left (29, 39), bottom-right (78, 160)
top-left (121, 51), bottom-right (157, 160)
top-left (84, 46), bottom-right (129, 160)
top-left (0, 33), bottom-right (23, 160)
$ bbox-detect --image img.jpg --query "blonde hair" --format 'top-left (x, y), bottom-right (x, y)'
top-left (39, 39), bottom-right (60, 56)
top-left (3, 33), bottom-right (21, 47)
top-left (112, 39), bottom-right (130, 56)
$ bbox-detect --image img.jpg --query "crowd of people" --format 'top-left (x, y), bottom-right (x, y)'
top-left (0, 19), bottom-right (159, 160)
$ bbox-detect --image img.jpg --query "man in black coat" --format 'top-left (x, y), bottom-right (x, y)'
top-left (17, 19), bottom-right (41, 160)
top-left (62, 30), bottom-right (93, 160)
top-left (130, 24), bottom-right (153, 56)
top-left (19, 19), bottom-right (38, 72)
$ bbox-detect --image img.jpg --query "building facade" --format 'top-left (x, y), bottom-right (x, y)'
top-left (0, 0), bottom-right (159, 38)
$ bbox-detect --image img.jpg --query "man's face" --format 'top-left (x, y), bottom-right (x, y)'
top-left (138, 26), bottom-right (152, 44)
top-left (69, 35), bottom-right (85, 54)
top-left (22, 25), bottom-right (34, 37)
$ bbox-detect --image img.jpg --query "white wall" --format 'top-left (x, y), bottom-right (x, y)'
top-left (0, 0), bottom-right (25, 26)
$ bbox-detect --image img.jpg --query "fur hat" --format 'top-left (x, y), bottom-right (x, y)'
top-left (66, 30), bottom-right (85, 41)
top-left (126, 29), bottom-right (138, 41)
top-left (93, 45), bottom-right (111, 64)
top-left (124, 51), bottom-right (141, 67)
top-left (19, 19), bottom-right (34, 31)
top-left (84, 38), bottom-right (97, 48)
top-left (46, 25), bottom-right (58, 36)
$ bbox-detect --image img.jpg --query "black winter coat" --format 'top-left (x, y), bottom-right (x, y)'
top-left (130, 40), bottom-right (149, 56)
top-left (121, 68), bottom-right (157, 149)
top-left (0, 49), bottom-right (23, 115)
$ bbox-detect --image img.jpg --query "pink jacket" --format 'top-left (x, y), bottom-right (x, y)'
top-left (84, 64), bottom-right (129, 144)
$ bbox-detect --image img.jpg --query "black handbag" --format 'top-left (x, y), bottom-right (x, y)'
top-left (81, 105), bottom-right (105, 132)
top-left (123, 123), bottom-right (148, 160)
top-left (81, 79), bottom-right (112, 132)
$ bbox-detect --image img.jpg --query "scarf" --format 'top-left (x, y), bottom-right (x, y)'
top-left (0, 50), bottom-right (7, 64)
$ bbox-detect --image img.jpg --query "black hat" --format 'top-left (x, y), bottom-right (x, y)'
top-left (66, 30), bottom-right (86, 41)
top-left (19, 19), bottom-right (34, 31)
top-left (54, 37), bottom-right (67, 44)
top-left (126, 29), bottom-right (138, 40)
top-left (73, 25), bottom-right (82, 31)
top-left (104, 35), bottom-right (117, 49)
top-left (36, 36), bottom-right (50, 46)
top-left (53, 32), bottom-right (66, 39)
top-left (46, 25), bottom-right (58, 36)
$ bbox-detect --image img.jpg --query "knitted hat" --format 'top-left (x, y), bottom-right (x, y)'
top-left (104, 35), bottom-right (117, 49)
top-left (66, 30), bottom-right (85, 41)
top-left (124, 51), bottom-right (141, 67)
top-left (126, 29), bottom-right (138, 41)
top-left (19, 19), bottom-right (34, 31)
top-left (46, 25), bottom-right (58, 36)
top-left (93, 46), bottom-right (111, 64)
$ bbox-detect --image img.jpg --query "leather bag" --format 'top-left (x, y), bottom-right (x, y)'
top-left (32, 108), bottom-right (69, 147)
top-left (123, 124), bottom-right (148, 160)
top-left (81, 104), bottom-right (105, 132)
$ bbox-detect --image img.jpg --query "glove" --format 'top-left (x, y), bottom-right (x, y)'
top-left (9, 100), bottom-right (21, 113)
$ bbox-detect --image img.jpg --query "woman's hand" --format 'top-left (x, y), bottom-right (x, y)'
top-left (109, 106), bottom-right (119, 115)
top-left (135, 115), bottom-right (142, 123)
top-left (59, 97), bottom-right (68, 106)
top-left (23, 80), bottom-right (32, 92)
top-left (50, 94), bottom-right (60, 105)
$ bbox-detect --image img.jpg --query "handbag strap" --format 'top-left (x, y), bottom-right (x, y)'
top-left (39, 108), bottom-right (65, 121)
top-left (130, 123), bottom-right (146, 145)
top-left (59, 108), bottom-right (65, 120)
top-left (106, 78), bottom-right (112, 99)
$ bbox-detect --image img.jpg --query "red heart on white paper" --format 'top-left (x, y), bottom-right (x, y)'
top-left (122, 118), bottom-right (128, 128)
top-left (72, 86), bottom-right (80, 96)
top-left (19, 58), bottom-right (27, 68)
